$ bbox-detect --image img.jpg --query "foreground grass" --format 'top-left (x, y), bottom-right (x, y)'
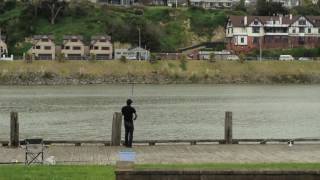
top-left (0, 165), bottom-right (115, 180)
top-left (0, 163), bottom-right (319, 180)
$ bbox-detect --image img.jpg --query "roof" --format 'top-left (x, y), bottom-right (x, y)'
top-left (63, 35), bottom-right (83, 40)
top-left (32, 35), bottom-right (54, 40)
top-left (129, 47), bottom-right (148, 52)
top-left (227, 15), bottom-right (320, 27)
top-left (91, 35), bottom-right (111, 45)
top-left (0, 36), bottom-right (6, 41)
top-left (91, 35), bottom-right (111, 41)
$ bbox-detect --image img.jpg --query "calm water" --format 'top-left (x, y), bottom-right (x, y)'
top-left (0, 85), bottom-right (319, 141)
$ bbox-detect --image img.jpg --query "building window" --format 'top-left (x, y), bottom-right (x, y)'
top-left (44, 46), bottom-right (51, 50)
top-left (308, 28), bottom-right (311, 33)
top-left (254, 20), bottom-right (259, 25)
top-left (71, 39), bottom-right (78, 42)
top-left (253, 37), bottom-right (259, 44)
top-left (292, 29), bottom-right (296, 33)
top-left (226, 2), bottom-right (231, 6)
top-left (73, 46), bottom-right (81, 50)
top-left (240, 37), bottom-right (244, 43)
top-left (253, 27), bottom-right (260, 33)
top-left (298, 20), bottom-right (306, 25)
top-left (100, 39), bottom-right (106, 42)
top-left (102, 47), bottom-right (110, 50)
top-left (299, 27), bottom-right (304, 33)
top-left (94, 46), bottom-right (99, 50)
top-left (42, 38), bottom-right (49, 42)
top-left (36, 46), bottom-right (41, 49)
top-left (65, 46), bottom-right (70, 50)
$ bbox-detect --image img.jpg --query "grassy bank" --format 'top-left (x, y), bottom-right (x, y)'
top-left (1, 60), bottom-right (320, 84)
top-left (0, 163), bottom-right (319, 180)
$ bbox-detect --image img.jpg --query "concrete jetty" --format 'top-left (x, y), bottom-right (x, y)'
top-left (0, 144), bottom-right (319, 165)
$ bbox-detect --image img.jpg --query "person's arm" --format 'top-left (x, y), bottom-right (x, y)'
top-left (134, 113), bottom-right (137, 120)
top-left (133, 108), bottom-right (137, 120)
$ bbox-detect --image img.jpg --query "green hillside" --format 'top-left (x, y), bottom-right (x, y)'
top-left (0, 1), bottom-right (241, 55)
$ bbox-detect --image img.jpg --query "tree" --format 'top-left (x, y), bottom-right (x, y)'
top-left (41, 0), bottom-right (66, 25)
top-left (67, 0), bottom-right (94, 17)
top-left (255, 0), bottom-right (288, 16)
top-left (31, 0), bottom-right (42, 17)
top-left (234, 0), bottom-right (246, 12)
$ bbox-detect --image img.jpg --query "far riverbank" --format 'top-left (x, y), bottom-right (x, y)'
top-left (0, 60), bottom-right (320, 85)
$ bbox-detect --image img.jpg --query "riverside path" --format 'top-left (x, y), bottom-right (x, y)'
top-left (0, 144), bottom-right (320, 165)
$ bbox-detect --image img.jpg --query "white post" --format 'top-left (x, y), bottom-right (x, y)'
top-left (259, 37), bottom-right (262, 62)
top-left (138, 27), bottom-right (141, 61)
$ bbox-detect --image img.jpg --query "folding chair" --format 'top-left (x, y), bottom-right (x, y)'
top-left (25, 139), bottom-right (44, 165)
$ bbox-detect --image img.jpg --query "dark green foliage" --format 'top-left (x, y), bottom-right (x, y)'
top-left (256, 0), bottom-right (289, 16)
top-left (0, 2), bottom-right (227, 53)
top-left (234, 0), bottom-right (246, 12)
top-left (292, 4), bottom-right (320, 15)
top-left (187, 8), bottom-right (227, 37)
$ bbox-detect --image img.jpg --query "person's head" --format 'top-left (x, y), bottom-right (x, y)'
top-left (126, 99), bottom-right (133, 106)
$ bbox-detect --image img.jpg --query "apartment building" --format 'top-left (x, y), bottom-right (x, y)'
top-left (90, 35), bottom-right (113, 60)
top-left (61, 35), bottom-right (86, 60)
top-left (225, 15), bottom-right (320, 53)
top-left (28, 35), bottom-right (55, 60)
top-left (189, 0), bottom-right (235, 9)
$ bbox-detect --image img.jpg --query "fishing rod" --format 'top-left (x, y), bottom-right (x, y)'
top-left (130, 82), bottom-right (134, 98)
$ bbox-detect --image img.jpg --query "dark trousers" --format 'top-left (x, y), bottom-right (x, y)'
top-left (125, 124), bottom-right (134, 147)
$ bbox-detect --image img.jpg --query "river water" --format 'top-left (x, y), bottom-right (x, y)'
top-left (0, 85), bottom-right (319, 141)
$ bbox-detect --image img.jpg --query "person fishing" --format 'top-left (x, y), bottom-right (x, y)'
top-left (121, 99), bottom-right (137, 148)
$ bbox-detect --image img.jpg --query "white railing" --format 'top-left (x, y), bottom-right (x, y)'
top-left (0, 55), bottom-right (13, 61)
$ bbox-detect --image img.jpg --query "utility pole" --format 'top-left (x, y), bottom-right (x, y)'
top-left (138, 27), bottom-right (141, 61)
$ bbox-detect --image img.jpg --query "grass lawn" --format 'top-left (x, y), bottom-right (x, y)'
top-left (0, 165), bottom-right (115, 180)
top-left (0, 163), bottom-right (319, 180)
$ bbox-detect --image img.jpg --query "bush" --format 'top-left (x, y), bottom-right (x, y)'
top-left (24, 53), bottom-right (33, 63)
top-left (120, 56), bottom-right (127, 63)
top-left (179, 54), bottom-right (188, 71)
top-left (89, 53), bottom-right (96, 62)
top-left (56, 53), bottom-right (65, 63)
top-left (149, 53), bottom-right (158, 64)
top-left (209, 53), bottom-right (216, 63)
top-left (239, 53), bottom-right (246, 63)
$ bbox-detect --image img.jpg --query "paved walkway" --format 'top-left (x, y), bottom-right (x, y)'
top-left (0, 144), bottom-right (319, 165)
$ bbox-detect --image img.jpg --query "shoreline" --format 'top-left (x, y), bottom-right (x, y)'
top-left (1, 61), bottom-right (320, 85)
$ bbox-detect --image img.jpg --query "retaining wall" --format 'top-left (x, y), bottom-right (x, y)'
top-left (115, 170), bottom-right (320, 180)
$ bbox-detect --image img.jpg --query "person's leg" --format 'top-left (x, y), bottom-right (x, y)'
top-left (128, 126), bottom-right (134, 147)
top-left (125, 127), bottom-right (129, 147)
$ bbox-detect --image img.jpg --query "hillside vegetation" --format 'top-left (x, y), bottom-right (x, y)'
top-left (0, 1), bottom-right (239, 55)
